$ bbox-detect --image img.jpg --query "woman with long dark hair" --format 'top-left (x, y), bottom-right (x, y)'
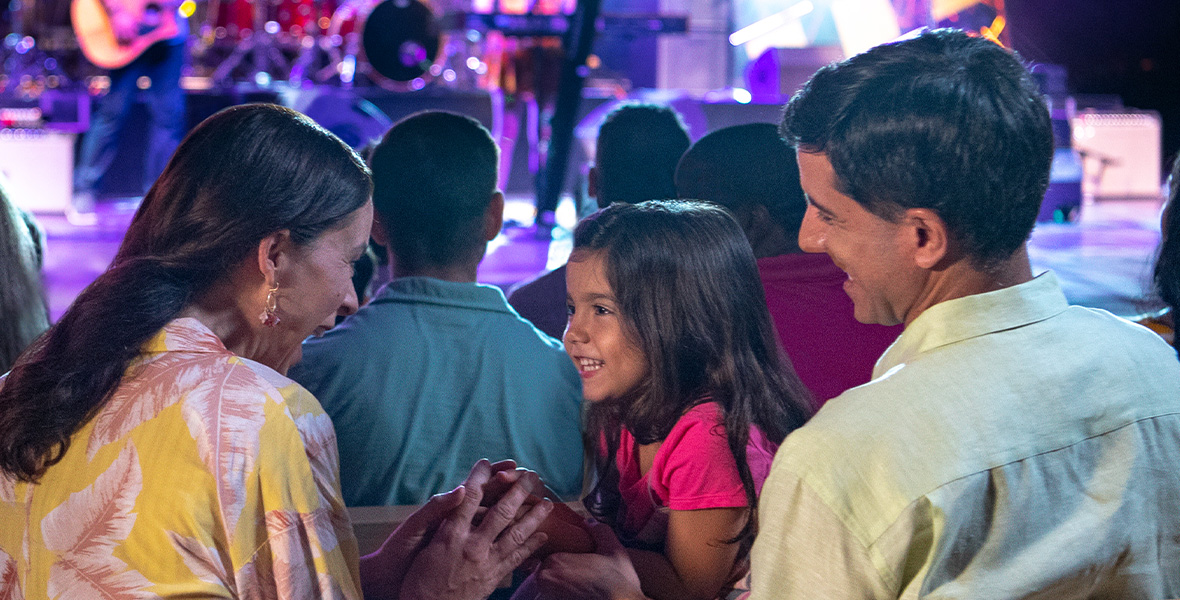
top-left (0, 103), bottom-right (551, 599)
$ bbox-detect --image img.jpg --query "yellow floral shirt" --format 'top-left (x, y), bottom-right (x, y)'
top-left (0, 318), bottom-right (361, 599)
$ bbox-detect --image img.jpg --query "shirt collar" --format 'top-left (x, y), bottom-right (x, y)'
top-left (874, 271), bottom-right (1069, 378)
top-left (372, 276), bottom-right (515, 315)
top-left (143, 317), bottom-right (229, 355)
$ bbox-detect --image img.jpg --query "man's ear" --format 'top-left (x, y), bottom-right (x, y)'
top-left (902, 208), bottom-right (949, 269)
top-left (371, 212), bottom-right (390, 247)
top-left (484, 191), bottom-right (505, 241)
top-left (587, 165), bottom-right (599, 200)
top-left (255, 229), bottom-right (293, 285)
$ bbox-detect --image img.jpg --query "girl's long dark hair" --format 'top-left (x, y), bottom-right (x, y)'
top-left (0, 104), bottom-right (371, 483)
top-left (1155, 155), bottom-right (1180, 356)
top-left (0, 184), bottom-right (49, 374)
top-left (578, 200), bottom-right (812, 555)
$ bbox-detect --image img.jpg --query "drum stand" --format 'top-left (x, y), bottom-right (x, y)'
top-left (210, 0), bottom-right (292, 84)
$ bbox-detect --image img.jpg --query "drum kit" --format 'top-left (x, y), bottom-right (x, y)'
top-left (193, 0), bottom-right (568, 90)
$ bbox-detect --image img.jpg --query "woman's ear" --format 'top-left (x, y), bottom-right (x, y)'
top-left (256, 229), bottom-right (293, 285)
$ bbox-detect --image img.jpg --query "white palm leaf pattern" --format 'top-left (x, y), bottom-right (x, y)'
top-left (168, 531), bottom-right (235, 594)
top-left (41, 441), bottom-right (151, 599)
top-left (0, 546), bottom-right (22, 600)
top-left (180, 359), bottom-right (267, 543)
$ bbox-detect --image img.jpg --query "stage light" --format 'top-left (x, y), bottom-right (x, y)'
top-left (178, 0), bottom-right (196, 18)
top-left (729, 0), bottom-right (814, 47)
top-left (733, 88), bottom-right (752, 104)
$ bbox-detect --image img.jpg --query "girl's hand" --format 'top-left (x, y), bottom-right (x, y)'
top-left (534, 522), bottom-right (649, 600)
top-left (398, 459), bottom-right (553, 600)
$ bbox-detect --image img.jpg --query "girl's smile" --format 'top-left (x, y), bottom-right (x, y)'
top-left (564, 250), bottom-right (649, 403)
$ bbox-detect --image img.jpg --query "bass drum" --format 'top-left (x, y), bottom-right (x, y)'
top-left (324, 0), bottom-right (441, 88)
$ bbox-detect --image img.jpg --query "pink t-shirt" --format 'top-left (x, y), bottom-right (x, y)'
top-left (613, 402), bottom-right (777, 543)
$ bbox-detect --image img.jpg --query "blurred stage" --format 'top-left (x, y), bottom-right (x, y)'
top-left (2, 0), bottom-right (1175, 324)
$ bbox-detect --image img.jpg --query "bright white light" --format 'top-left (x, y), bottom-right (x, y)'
top-left (733, 88), bottom-right (752, 104)
top-left (442, 69), bottom-right (457, 82)
top-left (466, 56), bottom-right (481, 70)
top-left (264, 20), bottom-right (280, 35)
top-left (729, 0), bottom-right (814, 47)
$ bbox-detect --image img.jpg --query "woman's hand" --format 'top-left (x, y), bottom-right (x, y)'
top-left (533, 521), bottom-right (649, 600)
top-left (397, 459), bottom-right (553, 600)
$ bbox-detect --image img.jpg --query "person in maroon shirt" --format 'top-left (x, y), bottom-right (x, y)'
top-left (675, 123), bottom-right (902, 408)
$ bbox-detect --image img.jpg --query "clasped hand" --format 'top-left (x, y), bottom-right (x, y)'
top-left (360, 458), bottom-right (553, 600)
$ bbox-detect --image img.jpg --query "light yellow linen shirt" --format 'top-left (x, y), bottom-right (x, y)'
top-left (751, 272), bottom-right (1180, 599)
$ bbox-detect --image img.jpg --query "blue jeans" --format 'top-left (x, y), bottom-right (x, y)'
top-left (74, 40), bottom-right (186, 196)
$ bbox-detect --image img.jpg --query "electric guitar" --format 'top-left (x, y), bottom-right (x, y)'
top-left (71, 0), bottom-right (180, 69)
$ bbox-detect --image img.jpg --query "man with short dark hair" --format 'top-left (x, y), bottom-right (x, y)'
top-left (508, 103), bottom-right (691, 340)
top-left (675, 123), bottom-right (901, 406)
top-left (751, 29), bottom-right (1180, 597)
top-left (524, 29), bottom-right (1180, 600)
top-left (289, 111), bottom-right (584, 506)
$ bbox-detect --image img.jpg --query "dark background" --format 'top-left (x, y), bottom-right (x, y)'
top-left (1007, 0), bottom-right (1180, 170)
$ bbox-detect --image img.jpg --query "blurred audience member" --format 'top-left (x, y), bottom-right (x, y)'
top-left (675, 123), bottom-right (902, 408)
top-left (290, 111), bottom-right (585, 505)
top-left (509, 103), bottom-right (691, 339)
top-left (0, 178), bottom-right (50, 373)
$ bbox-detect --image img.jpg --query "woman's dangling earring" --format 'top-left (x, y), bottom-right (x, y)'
top-left (260, 284), bottom-right (280, 327)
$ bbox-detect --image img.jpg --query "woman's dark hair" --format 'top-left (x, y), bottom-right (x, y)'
top-left (1153, 155), bottom-right (1180, 355)
top-left (0, 182), bottom-right (50, 374)
top-left (0, 103), bottom-right (372, 482)
top-left (782, 28), bottom-right (1053, 270)
top-left (577, 200), bottom-right (811, 556)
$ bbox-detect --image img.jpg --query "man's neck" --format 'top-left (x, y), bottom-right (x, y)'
top-left (902, 245), bottom-right (1034, 326)
top-left (393, 262), bottom-right (480, 283)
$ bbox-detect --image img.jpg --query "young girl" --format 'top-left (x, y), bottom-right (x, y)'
top-left (560, 200), bottom-right (812, 600)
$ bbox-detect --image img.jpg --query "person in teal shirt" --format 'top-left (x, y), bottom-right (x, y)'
top-left (289, 111), bottom-right (584, 506)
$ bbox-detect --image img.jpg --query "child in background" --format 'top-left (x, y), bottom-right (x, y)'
top-left (557, 200), bottom-right (811, 600)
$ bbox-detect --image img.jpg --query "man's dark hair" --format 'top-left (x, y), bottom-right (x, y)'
top-left (675, 122), bottom-right (806, 239)
top-left (781, 28), bottom-right (1053, 269)
top-left (595, 103), bottom-right (691, 209)
top-left (370, 111), bottom-right (500, 271)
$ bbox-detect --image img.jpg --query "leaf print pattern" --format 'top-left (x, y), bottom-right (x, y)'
top-left (0, 546), bottom-right (22, 600)
top-left (236, 510), bottom-right (347, 600)
top-left (168, 531), bottom-right (234, 594)
top-left (181, 361), bottom-right (267, 543)
top-left (41, 441), bottom-right (152, 599)
top-left (0, 475), bottom-right (14, 503)
top-left (293, 412), bottom-right (341, 499)
top-left (87, 319), bottom-right (232, 459)
top-left (87, 355), bottom-right (209, 459)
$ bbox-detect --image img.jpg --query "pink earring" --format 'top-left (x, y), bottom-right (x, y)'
top-left (260, 284), bottom-right (280, 327)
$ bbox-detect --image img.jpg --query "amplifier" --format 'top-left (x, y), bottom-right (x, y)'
top-left (1071, 111), bottom-right (1162, 200)
top-left (0, 128), bottom-right (76, 213)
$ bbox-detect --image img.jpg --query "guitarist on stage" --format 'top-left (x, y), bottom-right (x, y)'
top-left (72, 0), bottom-right (186, 212)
